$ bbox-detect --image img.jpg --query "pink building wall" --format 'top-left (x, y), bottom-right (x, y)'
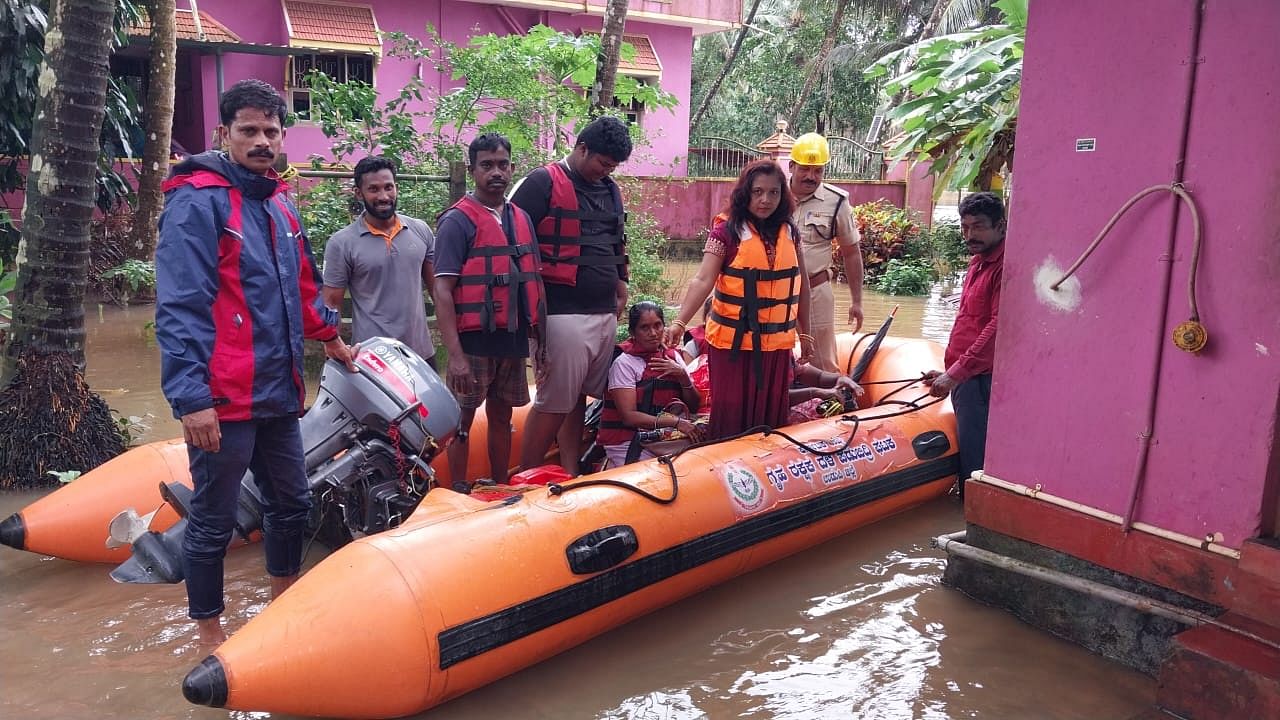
top-left (985, 0), bottom-right (1280, 547)
top-left (629, 178), bottom-right (907, 241)
top-left (183, 0), bottom-right (700, 176)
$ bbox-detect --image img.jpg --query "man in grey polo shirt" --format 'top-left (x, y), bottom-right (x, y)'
top-left (323, 156), bottom-right (437, 367)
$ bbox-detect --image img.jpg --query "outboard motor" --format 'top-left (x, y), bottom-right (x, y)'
top-left (111, 338), bottom-right (460, 584)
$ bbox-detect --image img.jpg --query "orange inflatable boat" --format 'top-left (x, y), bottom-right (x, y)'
top-left (181, 335), bottom-right (958, 718)
top-left (0, 404), bottom-right (536, 564)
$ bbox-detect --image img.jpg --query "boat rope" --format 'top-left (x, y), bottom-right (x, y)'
top-left (842, 333), bottom-right (875, 375)
top-left (548, 386), bottom-right (946, 505)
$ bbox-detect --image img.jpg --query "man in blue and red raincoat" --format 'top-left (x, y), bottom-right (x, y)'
top-left (155, 79), bottom-right (356, 644)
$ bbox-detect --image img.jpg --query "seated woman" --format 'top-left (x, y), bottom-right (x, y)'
top-left (597, 302), bottom-right (705, 468)
top-left (788, 364), bottom-right (865, 424)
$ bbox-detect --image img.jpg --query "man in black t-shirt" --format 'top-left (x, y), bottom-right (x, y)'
top-left (510, 116), bottom-right (632, 475)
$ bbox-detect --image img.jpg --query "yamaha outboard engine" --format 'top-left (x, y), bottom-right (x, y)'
top-left (112, 338), bottom-right (460, 584)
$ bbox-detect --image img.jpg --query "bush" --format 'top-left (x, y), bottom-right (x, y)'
top-left (98, 259), bottom-right (156, 305)
top-left (625, 208), bottom-right (667, 300)
top-left (917, 222), bottom-right (967, 278)
top-left (843, 200), bottom-right (923, 280)
top-left (872, 258), bottom-right (934, 295)
top-left (297, 179), bottom-right (358, 260)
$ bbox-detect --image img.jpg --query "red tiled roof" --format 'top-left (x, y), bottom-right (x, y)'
top-left (620, 34), bottom-right (662, 75)
top-left (584, 32), bottom-right (663, 76)
top-left (129, 9), bottom-right (241, 44)
top-left (283, 1), bottom-right (379, 47)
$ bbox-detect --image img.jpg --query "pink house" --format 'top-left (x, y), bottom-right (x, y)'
top-left (945, 2), bottom-right (1280, 717)
top-left (120, 0), bottom-right (741, 176)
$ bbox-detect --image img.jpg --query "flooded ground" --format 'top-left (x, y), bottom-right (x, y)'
top-left (1, 279), bottom-right (1157, 719)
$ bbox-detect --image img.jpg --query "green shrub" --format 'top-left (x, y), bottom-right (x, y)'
top-left (625, 209), bottom-right (668, 300)
top-left (100, 259), bottom-right (156, 290)
top-left (296, 179), bottom-right (356, 261)
top-left (919, 222), bottom-right (967, 278)
top-left (847, 200), bottom-right (923, 280)
top-left (872, 258), bottom-right (934, 296)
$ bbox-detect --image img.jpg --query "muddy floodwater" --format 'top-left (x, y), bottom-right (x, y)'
top-left (1, 283), bottom-right (1157, 719)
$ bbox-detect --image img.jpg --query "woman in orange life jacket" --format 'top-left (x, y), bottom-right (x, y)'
top-left (666, 160), bottom-right (815, 440)
top-left (598, 301), bottom-right (704, 468)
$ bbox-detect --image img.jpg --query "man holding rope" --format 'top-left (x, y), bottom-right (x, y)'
top-left (924, 191), bottom-right (1006, 497)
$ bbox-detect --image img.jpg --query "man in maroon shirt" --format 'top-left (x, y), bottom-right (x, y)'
top-left (925, 192), bottom-right (1005, 496)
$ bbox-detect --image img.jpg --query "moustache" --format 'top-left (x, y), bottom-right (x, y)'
top-left (248, 149), bottom-right (275, 159)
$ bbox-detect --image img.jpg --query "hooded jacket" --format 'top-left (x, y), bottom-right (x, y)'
top-left (155, 151), bottom-right (338, 421)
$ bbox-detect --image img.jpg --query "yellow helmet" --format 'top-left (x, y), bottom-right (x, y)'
top-left (789, 133), bottom-right (830, 166)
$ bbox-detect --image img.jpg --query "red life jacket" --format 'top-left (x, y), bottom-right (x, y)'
top-left (597, 342), bottom-right (687, 451)
top-left (448, 195), bottom-right (545, 334)
top-left (534, 162), bottom-right (627, 286)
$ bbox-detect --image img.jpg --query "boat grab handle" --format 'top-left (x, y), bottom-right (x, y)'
top-left (566, 525), bottom-right (639, 574)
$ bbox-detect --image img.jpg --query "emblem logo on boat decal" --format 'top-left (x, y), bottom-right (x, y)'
top-left (723, 463), bottom-right (766, 513)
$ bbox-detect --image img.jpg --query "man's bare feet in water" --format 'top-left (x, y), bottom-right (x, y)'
top-left (195, 617), bottom-right (227, 648)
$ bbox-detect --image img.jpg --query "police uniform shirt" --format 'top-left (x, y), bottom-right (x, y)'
top-left (792, 183), bottom-right (859, 277)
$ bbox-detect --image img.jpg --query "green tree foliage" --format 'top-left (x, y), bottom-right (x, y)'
top-left (690, 0), bottom-right (947, 142)
top-left (842, 200), bottom-right (965, 294)
top-left (0, 0), bottom-right (146, 262)
top-left (0, 0), bottom-right (126, 487)
top-left (299, 25), bottom-right (677, 275)
top-left (865, 0), bottom-right (1023, 192)
top-left (432, 26), bottom-right (675, 162)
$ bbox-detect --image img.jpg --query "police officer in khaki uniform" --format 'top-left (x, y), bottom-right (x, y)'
top-left (789, 132), bottom-right (864, 372)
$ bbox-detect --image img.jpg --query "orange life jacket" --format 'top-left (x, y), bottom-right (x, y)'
top-left (534, 162), bottom-right (626, 286)
top-left (705, 215), bottom-right (800, 355)
top-left (448, 195), bottom-right (545, 334)
top-left (597, 341), bottom-right (688, 461)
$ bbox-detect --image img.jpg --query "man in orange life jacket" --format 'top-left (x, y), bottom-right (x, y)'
top-left (510, 116), bottom-right (632, 475)
top-left (155, 79), bottom-right (356, 644)
top-left (434, 134), bottom-right (547, 485)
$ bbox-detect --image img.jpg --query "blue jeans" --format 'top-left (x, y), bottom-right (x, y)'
top-left (183, 416), bottom-right (311, 619)
top-left (951, 374), bottom-right (992, 496)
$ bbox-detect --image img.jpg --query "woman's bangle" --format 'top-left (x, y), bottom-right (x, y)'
top-left (798, 333), bottom-right (816, 344)
top-left (671, 319), bottom-right (687, 331)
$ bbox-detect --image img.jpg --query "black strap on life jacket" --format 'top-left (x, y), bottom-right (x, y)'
top-left (455, 204), bottom-right (540, 333)
top-left (710, 263), bottom-right (799, 387)
top-left (542, 179), bottom-right (628, 268)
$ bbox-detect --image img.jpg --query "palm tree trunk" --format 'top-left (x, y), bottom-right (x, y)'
top-left (591, 0), bottom-right (630, 114)
top-left (920, 0), bottom-right (950, 39)
top-left (0, 0), bottom-right (125, 487)
top-left (786, 0), bottom-right (852, 132)
top-left (128, 0), bottom-right (176, 265)
top-left (690, 0), bottom-right (765, 133)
